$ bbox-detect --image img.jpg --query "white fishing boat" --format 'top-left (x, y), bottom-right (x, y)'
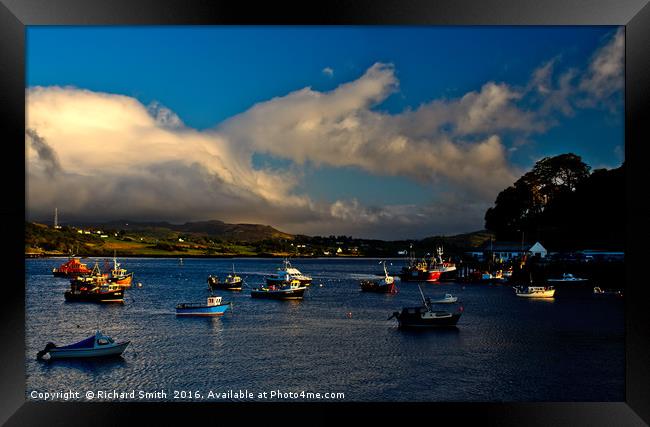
top-left (427, 293), bottom-right (458, 304)
top-left (266, 259), bottom-right (312, 286)
top-left (547, 273), bottom-right (589, 283)
top-left (513, 285), bottom-right (555, 298)
top-left (593, 287), bottom-right (624, 298)
top-left (37, 331), bottom-right (129, 360)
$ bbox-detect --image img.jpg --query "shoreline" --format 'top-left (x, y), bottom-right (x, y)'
top-left (26, 253), bottom-right (388, 259)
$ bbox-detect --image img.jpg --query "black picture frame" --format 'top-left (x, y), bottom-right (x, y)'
top-left (2, 0), bottom-right (649, 425)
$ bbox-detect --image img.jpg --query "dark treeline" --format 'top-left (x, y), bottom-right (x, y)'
top-left (484, 153), bottom-right (624, 251)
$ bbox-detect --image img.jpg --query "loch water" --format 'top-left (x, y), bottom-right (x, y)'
top-left (25, 258), bottom-right (624, 402)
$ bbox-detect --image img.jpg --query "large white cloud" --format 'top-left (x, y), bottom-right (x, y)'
top-left (25, 29), bottom-right (623, 239)
top-left (219, 64), bottom-right (521, 198)
top-left (26, 86), bottom-right (314, 226)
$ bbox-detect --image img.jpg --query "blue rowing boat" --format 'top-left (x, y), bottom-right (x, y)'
top-left (176, 295), bottom-right (231, 316)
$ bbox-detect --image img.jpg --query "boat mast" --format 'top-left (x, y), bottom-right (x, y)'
top-left (380, 260), bottom-right (389, 279)
top-left (417, 284), bottom-right (428, 307)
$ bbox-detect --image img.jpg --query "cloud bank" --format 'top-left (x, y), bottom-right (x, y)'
top-left (26, 29), bottom-right (623, 239)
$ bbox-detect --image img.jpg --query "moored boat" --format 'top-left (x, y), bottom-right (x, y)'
top-left (360, 261), bottom-right (398, 294)
top-left (37, 331), bottom-right (129, 360)
top-left (251, 278), bottom-right (306, 300)
top-left (399, 246), bottom-right (456, 283)
top-left (388, 285), bottom-right (462, 328)
top-left (266, 259), bottom-right (312, 286)
top-left (593, 286), bottom-right (624, 298)
top-left (479, 270), bottom-right (507, 283)
top-left (52, 256), bottom-right (92, 277)
top-left (513, 285), bottom-right (555, 298)
top-left (107, 253), bottom-right (133, 287)
top-left (428, 293), bottom-right (458, 304)
top-left (208, 265), bottom-right (243, 291)
top-left (176, 295), bottom-right (231, 316)
top-left (546, 273), bottom-right (592, 297)
top-left (547, 273), bottom-right (589, 283)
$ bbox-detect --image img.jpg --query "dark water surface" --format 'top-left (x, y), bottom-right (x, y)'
top-left (25, 258), bottom-right (624, 402)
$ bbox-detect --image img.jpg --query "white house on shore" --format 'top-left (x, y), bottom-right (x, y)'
top-left (466, 241), bottom-right (548, 261)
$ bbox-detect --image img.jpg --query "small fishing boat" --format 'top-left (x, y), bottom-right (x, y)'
top-left (176, 295), bottom-right (232, 316)
top-left (36, 331), bottom-right (129, 360)
top-left (108, 254), bottom-right (133, 287)
top-left (251, 278), bottom-right (306, 300)
top-left (52, 256), bottom-right (92, 277)
top-left (428, 293), bottom-right (458, 304)
top-left (266, 259), bottom-right (312, 286)
top-left (593, 287), bottom-right (624, 298)
top-left (547, 273), bottom-right (589, 283)
top-left (207, 265), bottom-right (243, 291)
top-left (399, 246), bottom-right (456, 283)
top-left (479, 270), bottom-right (508, 283)
top-left (360, 261), bottom-right (397, 294)
top-left (513, 285), bottom-right (555, 298)
top-left (546, 273), bottom-right (592, 297)
top-left (388, 285), bottom-right (462, 328)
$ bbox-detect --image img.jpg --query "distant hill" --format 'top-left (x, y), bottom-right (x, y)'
top-left (61, 219), bottom-right (295, 242)
top-left (419, 230), bottom-right (496, 251)
top-left (26, 217), bottom-right (494, 258)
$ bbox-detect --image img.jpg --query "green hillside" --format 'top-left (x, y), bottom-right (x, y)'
top-left (25, 219), bottom-right (492, 258)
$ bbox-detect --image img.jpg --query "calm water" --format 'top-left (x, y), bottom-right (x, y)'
top-left (25, 258), bottom-right (624, 402)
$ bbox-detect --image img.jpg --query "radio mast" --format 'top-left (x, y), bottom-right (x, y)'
top-left (54, 208), bottom-right (61, 229)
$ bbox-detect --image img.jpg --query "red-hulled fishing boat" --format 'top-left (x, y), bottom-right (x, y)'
top-left (360, 261), bottom-right (398, 294)
top-left (399, 246), bottom-right (456, 283)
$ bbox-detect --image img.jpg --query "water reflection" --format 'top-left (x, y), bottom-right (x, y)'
top-left (38, 356), bottom-right (127, 373)
top-left (26, 258), bottom-right (625, 402)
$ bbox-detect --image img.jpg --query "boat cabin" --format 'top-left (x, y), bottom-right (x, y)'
top-left (207, 296), bottom-right (222, 306)
top-left (97, 335), bottom-right (115, 346)
top-left (527, 286), bottom-right (553, 292)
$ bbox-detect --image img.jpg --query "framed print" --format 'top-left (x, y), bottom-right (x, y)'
top-left (2, 0), bottom-right (649, 425)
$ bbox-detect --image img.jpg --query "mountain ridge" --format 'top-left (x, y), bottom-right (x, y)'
top-left (53, 219), bottom-right (295, 242)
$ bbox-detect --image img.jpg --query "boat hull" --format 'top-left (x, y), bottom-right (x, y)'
top-left (429, 298), bottom-right (458, 304)
top-left (438, 269), bottom-right (458, 281)
top-left (110, 273), bottom-right (133, 287)
top-left (266, 276), bottom-right (312, 286)
top-left (515, 290), bottom-right (555, 298)
top-left (395, 308), bottom-right (461, 328)
top-left (48, 342), bottom-right (130, 359)
top-left (64, 290), bottom-right (124, 303)
top-left (210, 284), bottom-right (242, 291)
top-left (593, 288), bottom-right (624, 298)
top-left (53, 270), bottom-right (91, 278)
top-left (399, 270), bottom-right (442, 282)
top-left (208, 276), bottom-right (243, 291)
top-left (251, 287), bottom-right (306, 300)
top-left (176, 303), bottom-right (231, 316)
top-left (359, 280), bottom-right (396, 294)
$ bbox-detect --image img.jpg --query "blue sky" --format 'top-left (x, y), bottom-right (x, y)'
top-left (26, 26), bottom-right (624, 238)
